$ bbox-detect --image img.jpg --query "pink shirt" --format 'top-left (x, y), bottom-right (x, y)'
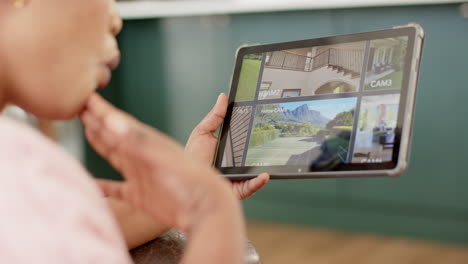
top-left (0, 116), bottom-right (132, 263)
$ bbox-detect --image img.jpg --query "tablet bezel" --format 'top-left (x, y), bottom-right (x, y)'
top-left (214, 26), bottom-right (423, 179)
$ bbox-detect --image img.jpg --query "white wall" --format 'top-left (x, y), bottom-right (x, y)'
top-left (260, 68), bottom-right (309, 99)
top-left (118, 0), bottom-right (466, 19)
top-left (260, 66), bottom-right (361, 99)
top-left (305, 67), bottom-right (360, 94)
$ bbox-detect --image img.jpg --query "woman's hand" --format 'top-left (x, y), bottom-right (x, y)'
top-left (186, 93), bottom-right (270, 200)
top-left (80, 93), bottom-right (239, 232)
top-left (81, 93), bottom-right (246, 263)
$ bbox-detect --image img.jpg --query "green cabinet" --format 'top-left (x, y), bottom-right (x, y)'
top-left (86, 4), bottom-right (468, 243)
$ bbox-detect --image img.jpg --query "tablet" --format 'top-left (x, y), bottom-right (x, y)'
top-left (214, 24), bottom-right (424, 180)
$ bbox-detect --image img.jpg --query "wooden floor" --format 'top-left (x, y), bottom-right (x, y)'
top-left (246, 222), bottom-right (468, 264)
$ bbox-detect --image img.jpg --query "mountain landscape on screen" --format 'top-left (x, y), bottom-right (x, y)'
top-left (280, 104), bottom-right (330, 128)
top-left (255, 104), bottom-right (331, 128)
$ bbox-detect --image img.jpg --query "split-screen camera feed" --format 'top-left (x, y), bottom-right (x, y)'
top-left (222, 36), bottom-right (408, 168)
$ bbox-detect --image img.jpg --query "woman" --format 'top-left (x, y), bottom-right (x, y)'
top-left (0, 0), bottom-right (269, 263)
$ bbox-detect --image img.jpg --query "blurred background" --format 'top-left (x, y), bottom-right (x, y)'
top-left (7, 0), bottom-right (468, 263)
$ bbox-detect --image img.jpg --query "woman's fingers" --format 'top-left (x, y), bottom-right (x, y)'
top-left (233, 173), bottom-right (270, 200)
top-left (81, 93), bottom-right (148, 158)
top-left (81, 93), bottom-right (186, 180)
top-left (81, 108), bottom-right (127, 171)
top-left (79, 92), bottom-right (247, 240)
top-left (249, 173), bottom-right (270, 192)
top-left (81, 94), bottom-right (140, 177)
top-left (85, 93), bottom-right (122, 122)
top-left (192, 93), bottom-right (228, 136)
top-left (185, 93), bottom-right (228, 163)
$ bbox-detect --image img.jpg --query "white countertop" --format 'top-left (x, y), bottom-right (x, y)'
top-left (118, 0), bottom-right (467, 19)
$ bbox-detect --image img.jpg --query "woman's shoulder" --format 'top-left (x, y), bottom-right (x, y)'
top-left (0, 116), bottom-right (131, 263)
top-left (0, 115), bottom-right (97, 197)
top-left (0, 115), bottom-right (104, 198)
top-left (0, 116), bottom-right (87, 179)
top-left (0, 115), bottom-right (55, 150)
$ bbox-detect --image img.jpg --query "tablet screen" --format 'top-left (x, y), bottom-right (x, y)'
top-left (217, 28), bottom-right (416, 174)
